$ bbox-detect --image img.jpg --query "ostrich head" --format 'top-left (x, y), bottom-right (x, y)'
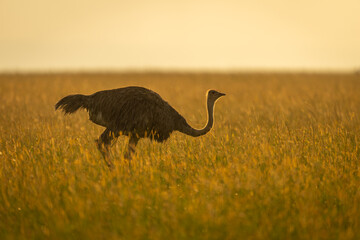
top-left (207, 90), bottom-right (226, 103)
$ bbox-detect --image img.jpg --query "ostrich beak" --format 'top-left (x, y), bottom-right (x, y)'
top-left (219, 92), bottom-right (226, 97)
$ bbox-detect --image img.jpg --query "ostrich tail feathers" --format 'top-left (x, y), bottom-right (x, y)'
top-left (55, 94), bottom-right (89, 114)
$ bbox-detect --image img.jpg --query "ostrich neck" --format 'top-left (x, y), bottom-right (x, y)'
top-left (181, 98), bottom-right (215, 137)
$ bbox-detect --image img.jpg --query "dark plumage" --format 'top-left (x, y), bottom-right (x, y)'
top-left (55, 86), bottom-right (225, 167)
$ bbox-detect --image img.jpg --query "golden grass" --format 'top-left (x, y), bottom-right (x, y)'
top-left (0, 72), bottom-right (359, 239)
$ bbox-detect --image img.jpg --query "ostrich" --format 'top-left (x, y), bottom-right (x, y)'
top-left (55, 86), bottom-right (225, 167)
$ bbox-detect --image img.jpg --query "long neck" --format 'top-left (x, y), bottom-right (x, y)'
top-left (180, 97), bottom-right (215, 137)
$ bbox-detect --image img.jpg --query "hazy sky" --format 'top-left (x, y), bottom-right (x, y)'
top-left (1, 0), bottom-right (359, 71)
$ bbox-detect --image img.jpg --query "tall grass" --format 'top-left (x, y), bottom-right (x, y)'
top-left (0, 73), bottom-right (359, 239)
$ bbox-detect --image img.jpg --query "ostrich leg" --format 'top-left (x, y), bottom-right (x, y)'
top-left (124, 135), bottom-right (139, 165)
top-left (96, 128), bottom-right (119, 168)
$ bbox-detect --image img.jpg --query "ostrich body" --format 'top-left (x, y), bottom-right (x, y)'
top-left (55, 86), bottom-right (225, 167)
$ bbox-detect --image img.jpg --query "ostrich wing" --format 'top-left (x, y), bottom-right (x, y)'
top-left (89, 87), bottom-right (184, 140)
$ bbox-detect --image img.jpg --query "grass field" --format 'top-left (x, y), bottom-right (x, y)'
top-left (0, 72), bottom-right (360, 239)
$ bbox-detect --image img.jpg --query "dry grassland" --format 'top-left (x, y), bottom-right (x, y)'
top-left (0, 72), bottom-right (359, 239)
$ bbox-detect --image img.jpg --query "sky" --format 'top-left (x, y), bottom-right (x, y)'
top-left (0, 0), bottom-right (359, 72)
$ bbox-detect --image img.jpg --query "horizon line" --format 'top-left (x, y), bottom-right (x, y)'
top-left (0, 67), bottom-right (359, 75)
